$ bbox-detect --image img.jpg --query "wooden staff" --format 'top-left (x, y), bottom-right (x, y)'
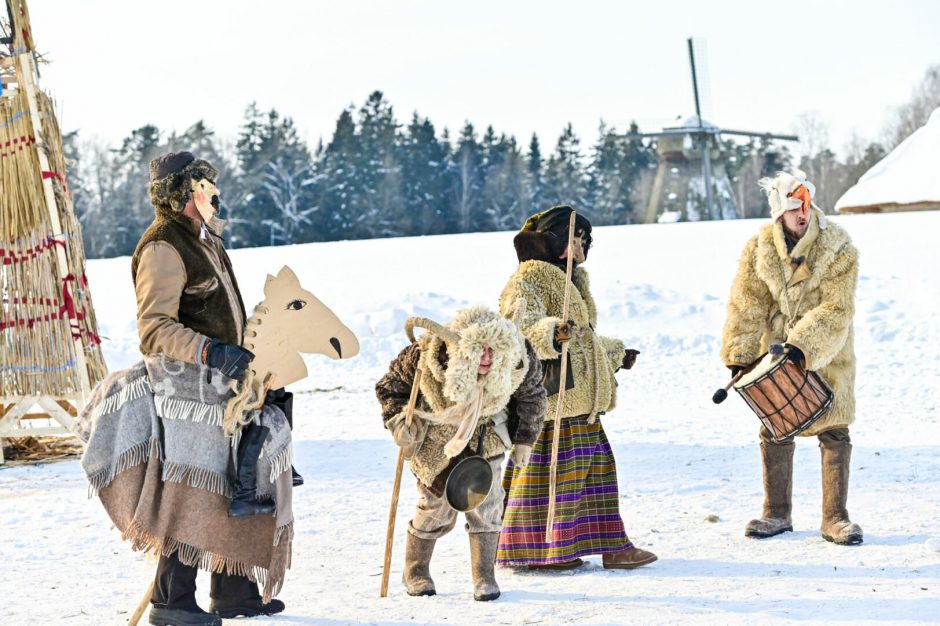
top-left (544, 210), bottom-right (578, 544)
top-left (128, 580), bottom-right (155, 626)
top-left (380, 362), bottom-right (424, 597)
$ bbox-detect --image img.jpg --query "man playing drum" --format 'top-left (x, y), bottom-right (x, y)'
top-left (721, 169), bottom-right (863, 545)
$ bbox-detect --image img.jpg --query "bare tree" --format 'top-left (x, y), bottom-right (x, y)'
top-left (882, 64), bottom-right (940, 149)
top-left (260, 157), bottom-right (317, 245)
top-left (791, 111), bottom-right (831, 161)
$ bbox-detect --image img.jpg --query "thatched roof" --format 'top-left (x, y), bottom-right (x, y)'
top-left (836, 108), bottom-right (940, 214)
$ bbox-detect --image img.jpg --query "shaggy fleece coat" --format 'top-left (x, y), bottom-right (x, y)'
top-left (376, 308), bottom-right (545, 488)
top-left (499, 261), bottom-right (625, 420)
top-left (721, 212), bottom-right (858, 435)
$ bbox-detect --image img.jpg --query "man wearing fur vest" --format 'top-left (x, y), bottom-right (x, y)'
top-left (375, 307), bottom-right (545, 601)
top-left (133, 152), bottom-right (286, 624)
top-left (721, 169), bottom-right (863, 545)
top-left (496, 205), bottom-right (657, 570)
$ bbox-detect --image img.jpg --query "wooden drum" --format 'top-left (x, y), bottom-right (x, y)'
top-left (733, 352), bottom-right (833, 442)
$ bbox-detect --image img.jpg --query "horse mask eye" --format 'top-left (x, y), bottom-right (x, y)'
top-left (287, 300), bottom-right (306, 311)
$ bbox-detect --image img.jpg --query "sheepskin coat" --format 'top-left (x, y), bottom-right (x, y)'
top-left (376, 308), bottom-right (546, 488)
top-left (721, 211), bottom-right (858, 435)
top-left (499, 261), bottom-right (625, 420)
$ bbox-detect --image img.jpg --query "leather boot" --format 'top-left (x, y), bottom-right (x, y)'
top-left (149, 553), bottom-right (220, 626)
top-left (209, 570), bottom-right (285, 618)
top-left (602, 545), bottom-right (658, 569)
top-left (820, 440), bottom-right (863, 545)
top-left (469, 532), bottom-right (500, 601)
top-left (228, 421), bottom-right (276, 518)
top-left (403, 533), bottom-right (436, 596)
top-left (745, 441), bottom-right (794, 538)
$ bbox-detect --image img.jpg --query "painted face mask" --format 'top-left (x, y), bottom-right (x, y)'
top-left (190, 178), bottom-right (220, 222)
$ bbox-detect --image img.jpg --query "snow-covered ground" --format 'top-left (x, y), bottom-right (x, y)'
top-left (2, 212), bottom-right (939, 625)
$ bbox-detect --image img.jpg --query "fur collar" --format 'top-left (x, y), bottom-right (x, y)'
top-left (418, 307), bottom-right (528, 418)
top-left (756, 213), bottom-right (853, 301)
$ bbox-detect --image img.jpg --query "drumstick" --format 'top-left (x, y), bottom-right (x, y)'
top-left (712, 369), bottom-right (746, 404)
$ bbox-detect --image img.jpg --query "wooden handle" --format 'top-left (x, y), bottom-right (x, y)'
top-left (380, 364), bottom-right (424, 597)
top-left (380, 448), bottom-right (406, 598)
top-left (128, 579), bottom-right (155, 626)
top-left (544, 210), bottom-right (578, 544)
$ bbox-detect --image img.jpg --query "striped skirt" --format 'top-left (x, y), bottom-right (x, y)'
top-left (496, 415), bottom-right (631, 566)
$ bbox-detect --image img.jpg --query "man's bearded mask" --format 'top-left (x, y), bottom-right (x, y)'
top-left (191, 178), bottom-right (221, 222)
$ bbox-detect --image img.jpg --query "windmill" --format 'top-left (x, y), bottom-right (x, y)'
top-left (627, 38), bottom-right (799, 223)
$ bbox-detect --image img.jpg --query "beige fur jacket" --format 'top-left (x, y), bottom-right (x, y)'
top-left (499, 261), bottom-right (625, 421)
top-left (720, 212), bottom-right (858, 435)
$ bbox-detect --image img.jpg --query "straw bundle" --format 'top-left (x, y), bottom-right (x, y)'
top-left (1, 85), bottom-right (107, 396)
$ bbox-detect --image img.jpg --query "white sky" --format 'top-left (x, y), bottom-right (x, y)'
top-left (27, 0), bottom-right (940, 158)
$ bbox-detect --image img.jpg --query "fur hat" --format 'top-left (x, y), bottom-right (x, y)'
top-left (514, 205), bottom-right (593, 263)
top-left (148, 151), bottom-right (220, 217)
top-left (419, 306), bottom-right (528, 418)
top-left (758, 169), bottom-right (828, 229)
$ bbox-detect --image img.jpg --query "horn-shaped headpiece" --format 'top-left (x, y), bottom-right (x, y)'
top-left (405, 316), bottom-right (460, 344)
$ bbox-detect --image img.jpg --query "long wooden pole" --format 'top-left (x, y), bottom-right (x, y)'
top-left (544, 210), bottom-right (578, 543)
top-left (380, 362), bottom-right (424, 597)
top-left (128, 580), bottom-right (155, 626)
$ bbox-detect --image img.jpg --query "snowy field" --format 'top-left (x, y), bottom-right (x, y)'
top-left (2, 211), bottom-right (939, 625)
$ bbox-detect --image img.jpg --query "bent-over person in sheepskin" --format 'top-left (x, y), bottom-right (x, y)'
top-left (721, 169), bottom-right (863, 545)
top-left (375, 307), bottom-right (545, 601)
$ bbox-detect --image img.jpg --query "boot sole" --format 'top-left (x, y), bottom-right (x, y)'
top-left (406, 589), bottom-right (436, 597)
top-left (474, 591), bottom-right (501, 601)
top-left (213, 605), bottom-right (284, 618)
top-left (822, 533), bottom-right (863, 545)
top-left (602, 554), bottom-right (658, 570)
top-left (149, 613), bottom-right (221, 626)
top-left (745, 525), bottom-right (793, 539)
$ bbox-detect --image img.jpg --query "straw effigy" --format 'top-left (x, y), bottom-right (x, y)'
top-left (1, 1), bottom-right (107, 401)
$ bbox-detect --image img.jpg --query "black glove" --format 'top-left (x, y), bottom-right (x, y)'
top-left (622, 349), bottom-right (640, 370)
top-left (206, 339), bottom-right (254, 381)
top-left (552, 320), bottom-right (576, 351)
top-left (770, 343), bottom-right (805, 366)
top-left (729, 365), bottom-right (744, 378)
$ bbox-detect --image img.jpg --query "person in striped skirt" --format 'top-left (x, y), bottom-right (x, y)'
top-left (496, 205), bottom-right (657, 570)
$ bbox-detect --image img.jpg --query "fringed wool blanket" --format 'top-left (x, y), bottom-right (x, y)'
top-left (77, 354), bottom-right (293, 601)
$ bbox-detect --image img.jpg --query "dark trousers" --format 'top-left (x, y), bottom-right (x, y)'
top-left (152, 552), bottom-right (261, 609)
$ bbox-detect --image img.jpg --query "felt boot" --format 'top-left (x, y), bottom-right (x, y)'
top-left (820, 439), bottom-right (863, 545)
top-left (403, 533), bottom-right (437, 596)
top-left (470, 532), bottom-right (501, 601)
top-left (745, 441), bottom-right (794, 538)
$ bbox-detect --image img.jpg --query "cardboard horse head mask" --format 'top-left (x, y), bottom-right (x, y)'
top-left (224, 265), bottom-right (359, 435)
top-left (245, 265), bottom-right (359, 389)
